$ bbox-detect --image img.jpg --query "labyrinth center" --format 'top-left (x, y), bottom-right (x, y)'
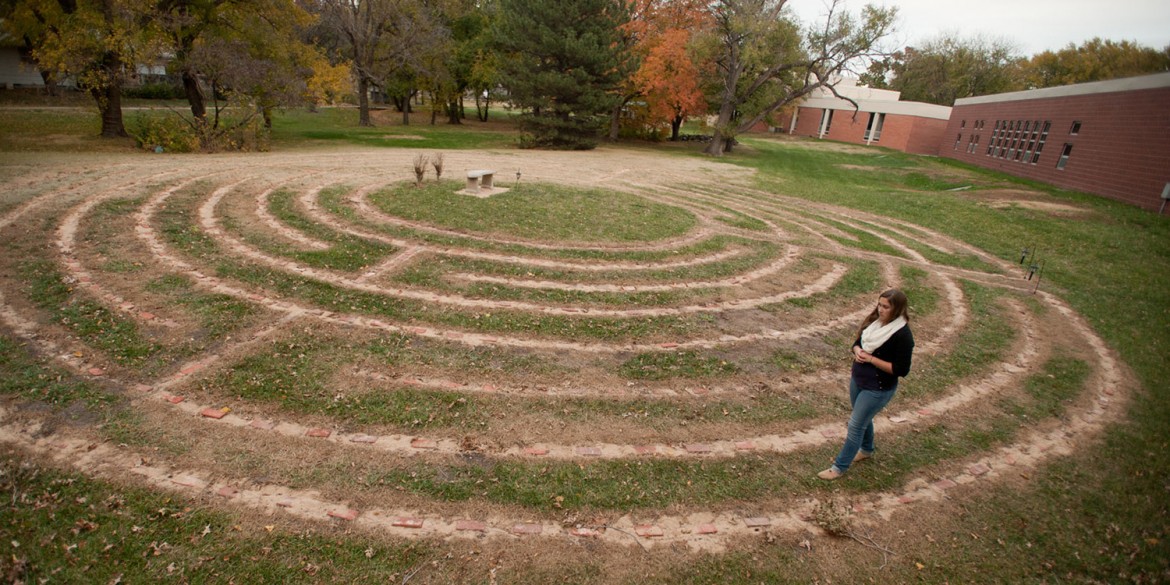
top-left (0, 149), bottom-right (1128, 551)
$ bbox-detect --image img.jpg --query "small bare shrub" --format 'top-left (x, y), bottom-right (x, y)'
top-left (431, 152), bottom-right (444, 181)
top-left (413, 154), bottom-right (429, 187)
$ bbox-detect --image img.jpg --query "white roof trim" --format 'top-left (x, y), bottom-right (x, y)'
top-left (955, 72), bottom-right (1170, 106)
top-left (800, 97), bottom-right (952, 120)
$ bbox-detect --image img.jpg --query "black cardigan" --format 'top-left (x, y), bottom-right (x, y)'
top-left (851, 325), bottom-right (915, 391)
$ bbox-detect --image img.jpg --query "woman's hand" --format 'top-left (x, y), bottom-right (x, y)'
top-left (853, 346), bottom-right (870, 363)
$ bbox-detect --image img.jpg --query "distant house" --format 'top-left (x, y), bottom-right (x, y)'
top-left (0, 44), bottom-right (45, 89)
top-left (940, 72), bottom-right (1170, 211)
top-left (770, 78), bottom-right (952, 156)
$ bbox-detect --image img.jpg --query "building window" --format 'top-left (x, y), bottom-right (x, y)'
top-left (1032, 121), bottom-right (1051, 164)
top-left (864, 113), bottom-right (884, 142)
top-left (961, 120), bottom-right (967, 128)
top-left (1070, 120), bottom-right (1081, 135)
top-left (954, 133), bottom-right (962, 150)
top-left (1056, 143), bottom-right (1073, 169)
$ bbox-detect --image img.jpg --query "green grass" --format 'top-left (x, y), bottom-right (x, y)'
top-left (369, 180), bottom-right (697, 242)
top-left (0, 455), bottom-right (429, 584)
top-left (779, 256), bottom-right (881, 310)
top-left (17, 259), bottom-right (161, 367)
top-left (144, 274), bottom-right (259, 339)
top-left (158, 188), bottom-right (705, 342)
top-left (2, 111), bottom-right (1168, 581)
top-left (270, 106), bottom-right (517, 150)
top-left (618, 351), bottom-right (739, 380)
top-left (0, 336), bottom-right (118, 410)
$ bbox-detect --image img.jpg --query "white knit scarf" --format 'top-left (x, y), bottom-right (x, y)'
top-left (860, 316), bottom-right (907, 353)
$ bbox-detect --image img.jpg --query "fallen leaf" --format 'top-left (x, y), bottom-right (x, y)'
top-left (916, 562), bottom-right (925, 570)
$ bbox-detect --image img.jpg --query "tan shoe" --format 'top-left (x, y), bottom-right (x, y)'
top-left (853, 450), bottom-right (872, 463)
top-left (817, 468), bottom-right (843, 480)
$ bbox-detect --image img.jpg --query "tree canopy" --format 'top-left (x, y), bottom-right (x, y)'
top-left (1026, 38), bottom-right (1170, 88)
top-left (491, 0), bottom-right (633, 149)
top-left (701, 0), bottom-right (897, 155)
top-left (4, 0), bottom-right (1169, 151)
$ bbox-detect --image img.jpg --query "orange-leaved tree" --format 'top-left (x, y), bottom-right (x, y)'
top-left (606, 0), bottom-right (711, 141)
top-left (635, 27), bottom-right (709, 140)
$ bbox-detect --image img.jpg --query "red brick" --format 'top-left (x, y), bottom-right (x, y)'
top-left (575, 446), bottom-right (602, 457)
top-left (696, 524), bottom-right (718, 535)
top-left (455, 520), bottom-right (487, 532)
top-left (200, 408), bottom-right (227, 419)
top-left (134, 384), bottom-right (153, 392)
top-left (635, 524), bottom-right (664, 537)
top-left (523, 447), bottom-right (549, 456)
top-left (217, 486), bottom-right (239, 498)
top-left (166, 395), bottom-right (185, 404)
top-left (392, 517), bottom-right (424, 529)
top-left (684, 444), bottom-right (713, 454)
top-left (328, 508), bottom-right (358, 521)
top-left (934, 479), bottom-right (958, 490)
top-left (941, 85), bottom-right (1170, 211)
top-left (87, 368), bottom-right (105, 376)
top-left (306, 428), bottom-right (332, 438)
top-left (410, 438), bottom-right (437, 449)
top-left (743, 517), bottom-right (770, 528)
top-left (659, 342), bottom-right (679, 348)
top-left (735, 441), bottom-right (756, 451)
top-left (511, 523), bottom-right (542, 535)
top-left (968, 463), bottom-right (991, 476)
top-left (634, 445), bottom-right (658, 455)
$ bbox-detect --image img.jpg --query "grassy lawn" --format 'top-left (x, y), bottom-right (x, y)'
top-left (0, 106), bottom-right (1168, 583)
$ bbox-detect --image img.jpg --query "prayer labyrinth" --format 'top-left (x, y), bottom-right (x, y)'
top-left (0, 149), bottom-right (1129, 551)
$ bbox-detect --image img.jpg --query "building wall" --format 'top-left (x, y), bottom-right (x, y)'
top-left (941, 84), bottom-right (1170, 211)
top-left (780, 106), bottom-right (946, 155)
top-left (0, 48), bottom-right (45, 88)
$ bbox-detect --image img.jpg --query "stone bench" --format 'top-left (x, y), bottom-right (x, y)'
top-left (466, 169), bottom-right (496, 192)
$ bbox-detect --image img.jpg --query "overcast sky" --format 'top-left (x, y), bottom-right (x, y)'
top-left (788, 0), bottom-right (1170, 57)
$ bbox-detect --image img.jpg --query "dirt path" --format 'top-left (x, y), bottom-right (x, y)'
top-left (0, 145), bottom-right (1134, 553)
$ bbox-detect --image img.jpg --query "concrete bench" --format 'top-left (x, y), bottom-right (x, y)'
top-left (466, 169), bottom-right (495, 192)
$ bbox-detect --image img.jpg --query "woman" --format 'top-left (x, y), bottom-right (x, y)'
top-left (818, 288), bottom-right (914, 480)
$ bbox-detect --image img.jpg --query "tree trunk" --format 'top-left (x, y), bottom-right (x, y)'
top-left (182, 70), bottom-right (207, 125)
top-left (607, 98), bottom-right (627, 141)
top-left (92, 81), bottom-right (127, 138)
top-left (704, 100), bottom-right (736, 156)
top-left (357, 76), bottom-right (372, 127)
top-left (446, 98), bottom-right (461, 124)
top-left (38, 70), bottom-right (59, 97)
top-left (670, 115), bottom-right (683, 141)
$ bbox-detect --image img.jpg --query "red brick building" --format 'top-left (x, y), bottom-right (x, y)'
top-left (771, 79), bottom-right (952, 155)
top-left (940, 72), bottom-right (1170, 211)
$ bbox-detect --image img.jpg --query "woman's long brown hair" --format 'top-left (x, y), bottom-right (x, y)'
top-left (857, 288), bottom-right (910, 338)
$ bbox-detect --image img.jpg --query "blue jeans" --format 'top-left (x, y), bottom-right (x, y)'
top-left (832, 378), bottom-right (897, 473)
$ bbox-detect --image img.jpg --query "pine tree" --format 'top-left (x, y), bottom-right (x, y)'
top-left (492, 0), bottom-right (632, 149)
